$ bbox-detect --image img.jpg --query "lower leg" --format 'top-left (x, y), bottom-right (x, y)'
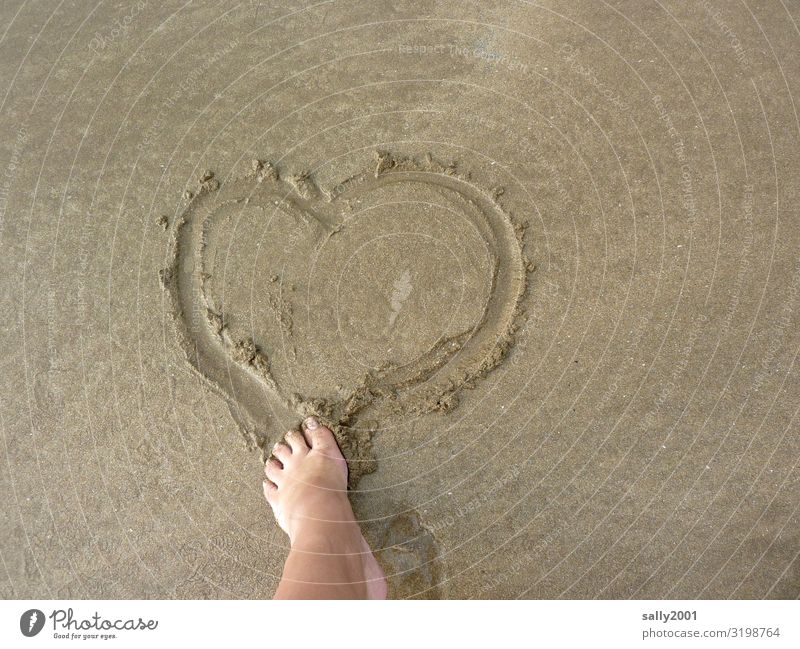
top-left (263, 417), bottom-right (387, 599)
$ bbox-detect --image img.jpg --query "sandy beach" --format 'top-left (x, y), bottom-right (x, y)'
top-left (1, 0), bottom-right (798, 599)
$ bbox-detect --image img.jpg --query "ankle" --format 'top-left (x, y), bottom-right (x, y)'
top-left (288, 510), bottom-right (361, 550)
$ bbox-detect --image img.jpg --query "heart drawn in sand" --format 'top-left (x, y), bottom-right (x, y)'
top-left (161, 152), bottom-right (532, 485)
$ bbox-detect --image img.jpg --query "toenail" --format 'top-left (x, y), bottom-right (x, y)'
top-left (304, 416), bottom-right (318, 430)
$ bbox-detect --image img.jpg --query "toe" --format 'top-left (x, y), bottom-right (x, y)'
top-left (264, 458), bottom-right (283, 485)
top-left (271, 442), bottom-right (291, 464)
top-left (262, 478), bottom-right (278, 503)
top-left (302, 416), bottom-right (339, 451)
top-left (284, 429), bottom-right (309, 455)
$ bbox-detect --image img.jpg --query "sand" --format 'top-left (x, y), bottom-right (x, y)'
top-left (1, 1), bottom-right (798, 599)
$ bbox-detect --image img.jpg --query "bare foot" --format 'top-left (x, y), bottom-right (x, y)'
top-left (263, 417), bottom-right (387, 599)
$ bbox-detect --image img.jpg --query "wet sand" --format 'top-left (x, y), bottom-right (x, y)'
top-left (1, 1), bottom-right (798, 598)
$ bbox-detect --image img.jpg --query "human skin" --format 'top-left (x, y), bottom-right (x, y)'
top-left (263, 417), bottom-right (387, 599)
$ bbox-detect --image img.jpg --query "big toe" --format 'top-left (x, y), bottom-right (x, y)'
top-left (302, 417), bottom-right (339, 452)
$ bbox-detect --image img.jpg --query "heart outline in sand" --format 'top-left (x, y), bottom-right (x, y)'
top-left (161, 151), bottom-right (533, 486)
